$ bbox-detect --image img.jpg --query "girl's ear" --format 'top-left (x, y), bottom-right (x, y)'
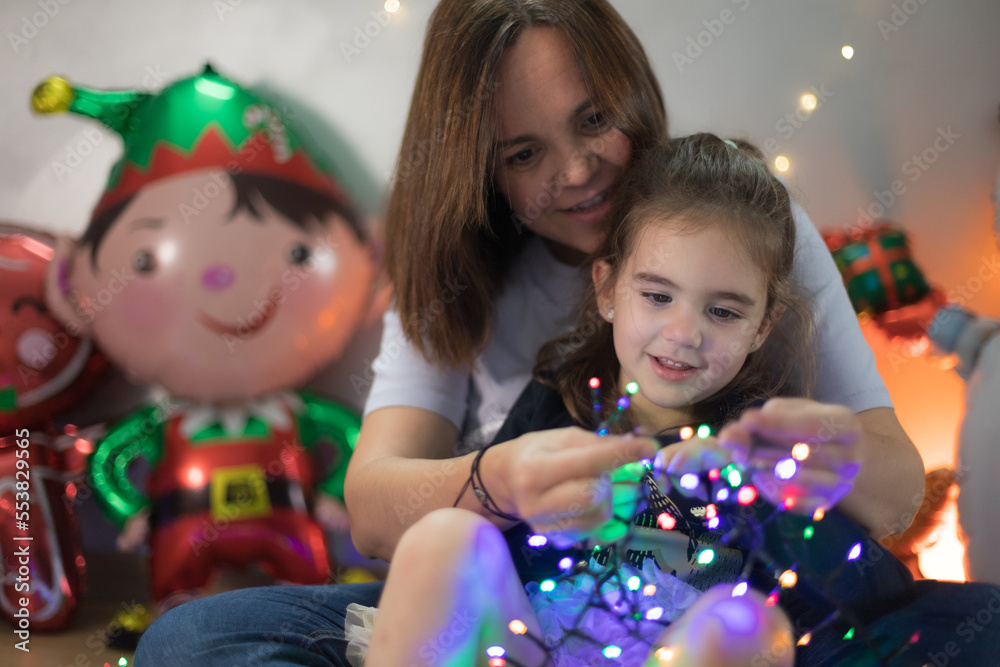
top-left (44, 236), bottom-right (90, 337)
top-left (752, 303), bottom-right (785, 351)
top-left (592, 260), bottom-right (615, 321)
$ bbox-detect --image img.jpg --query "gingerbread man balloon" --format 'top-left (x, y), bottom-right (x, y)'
top-left (33, 65), bottom-right (377, 607)
top-left (0, 224), bottom-right (106, 631)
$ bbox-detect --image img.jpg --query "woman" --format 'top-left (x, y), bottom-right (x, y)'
top-left (135, 2), bottom-right (923, 664)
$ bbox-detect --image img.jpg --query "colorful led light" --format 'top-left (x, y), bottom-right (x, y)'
top-left (696, 424), bottom-right (711, 439)
top-left (813, 508), bottom-right (825, 521)
top-left (540, 579), bottom-right (556, 592)
top-left (766, 592), bottom-right (779, 606)
top-left (486, 646), bottom-right (506, 658)
top-left (779, 570), bottom-right (798, 588)
top-left (645, 606), bottom-right (664, 620)
top-left (727, 468), bottom-right (742, 487)
top-left (774, 457), bottom-right (797, 480)
top-left (697, 548), bottom-right (715, 565)
top-left (804, 526), bottom-right (814, 539)
top-left (589, 377), bottom-right (601, 389)
top-left (708, 468), bottom-right (721, 481)
top-left (679, 426), bottom-right (694, 440)
top-left (508, 619), bottom-right (528, 635)
top-left (797, 632), bottom-right (812, 646)
top-left (602, 645), bottom-right (623, 658)
top-left (680, 473), bottom-right (699, 490)
top-left (627, 576), bottom-right (641, 591)
top-left (626, 381), bottom-right (639, 395)
top-left (847, 542), bottom-right (862, 561)
top-left (732, 581), bottom-right (748, 597)
top-left (558, 557), bottom-right (573, 571)
top-left (643, 584), bottom-right (657, 596)
top-left (706, 504), bottom-right (717, 519)
top-left (707, 516), bottom-right (720, 529)
top-left (617, 396), bottom-right (630, 410)
top-left (737, 485), bottom-right (757, 505)
top-left (657, 513), bottom-right (676, 530)
top-left (792, 443), bottom-right (810, 460)
top-left (527, 534), bottom-right (547, 548)
top-left (844, 627), bottom-right (855, 640)
top-left (716, 487), bottom-right (730, 502)
top-left (782, 496), bottom-right (796, 510)
top-left (655, 647), bottom-right (675, 661)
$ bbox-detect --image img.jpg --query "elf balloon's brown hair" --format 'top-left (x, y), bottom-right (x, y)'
top-left (81, 174), bottom-right (366, 271)
top-left (384, 0), bottom-right (665, 368)
top-left (538, 134), bottom-right (816, 429)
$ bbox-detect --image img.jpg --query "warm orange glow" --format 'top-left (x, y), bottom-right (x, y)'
top-left (186, 467), bottom-right (205, 487)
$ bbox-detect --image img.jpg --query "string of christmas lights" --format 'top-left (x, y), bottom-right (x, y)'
top-left (475, 378), bottom-right (918, 667)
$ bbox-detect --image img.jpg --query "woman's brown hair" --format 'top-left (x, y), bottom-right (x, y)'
top-left (538, 133), bottom-right (816, 430)
top-left (384, 0), bottom-right (666, 367)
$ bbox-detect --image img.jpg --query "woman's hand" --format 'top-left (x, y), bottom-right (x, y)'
top-left (718, 398), bottom-right (862, 515)
top-left (487, 427), bottom-right (658, 546)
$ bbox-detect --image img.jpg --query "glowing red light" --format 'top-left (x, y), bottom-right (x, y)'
top-left (708, 468), bottom-right (720, 481)
top-left (657, 513), bottom-right (676, 530)
top-left (765, 593), bottom-right (779, 607)
top-left (186, 467), bottom-right (205, 487)
top-left (706, 504), bottom-right (717, 519)
top-left (489, 659), bottom-right (506, 667)
top-left (737, 486), bottom-right (758, 505)
top-left (783, 496), bottom-right (796, 510)
top-left (589, 377), bottom-right (601, 389)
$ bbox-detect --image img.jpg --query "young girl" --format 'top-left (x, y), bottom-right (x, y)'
top-left (358, 135), bottom-right (849, 666)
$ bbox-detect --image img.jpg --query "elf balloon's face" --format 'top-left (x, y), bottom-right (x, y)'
top-left (66, 170), bottom-right (373, 403)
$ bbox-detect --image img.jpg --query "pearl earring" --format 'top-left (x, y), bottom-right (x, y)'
top-left (607, 308), bottom-right (614, 321)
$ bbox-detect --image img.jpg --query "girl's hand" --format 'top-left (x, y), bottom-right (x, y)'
top-left (718, 398), bottom-right (862, 515)
top-left (492, 427), bottom-right (658, 546)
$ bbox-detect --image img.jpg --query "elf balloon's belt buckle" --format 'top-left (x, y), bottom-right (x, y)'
top-left (210, 465), bottom-right (272, 521)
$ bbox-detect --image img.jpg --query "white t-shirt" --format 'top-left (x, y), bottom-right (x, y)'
top-left (364, 202), bottom-right (892, 450)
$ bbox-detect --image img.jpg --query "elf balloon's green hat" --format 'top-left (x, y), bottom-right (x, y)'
top-left (31, 64), bottom-right (349, 218)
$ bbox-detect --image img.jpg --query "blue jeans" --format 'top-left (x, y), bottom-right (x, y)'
top-left (134, 582), bottom-right (384, 666)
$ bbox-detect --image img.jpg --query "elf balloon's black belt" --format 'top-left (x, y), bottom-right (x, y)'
top-left (149, 478), bottom-right (310, 527)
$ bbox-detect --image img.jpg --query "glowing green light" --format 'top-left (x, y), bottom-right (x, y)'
top-left (727, 469), bottom-right (742, 487)
top-left (804, 526), bottom-right (814, 540)
top-left (195, 77), bottom-right (236, 100)
top-left (627, 576), bottom-right (641, 591)
top-left (119, 659), bottom-right (128, 667)
top-left (697, 549), bottom-right (715, 565)
top-left (625, 382), bottom-right (639, 395)
top-left (844, 627), bottom-right (855, 640)
top-left (540, 579), bottom-right (556, 593)
top-left (697, 424), bottom-right (711, 438)
top-left (603, 645), bottom-right (623, 658)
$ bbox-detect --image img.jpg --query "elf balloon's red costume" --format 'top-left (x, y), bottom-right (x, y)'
top-left (0, 225), bottom-right (106, 631)
top-left (33, 65), bottom-right (377, 606)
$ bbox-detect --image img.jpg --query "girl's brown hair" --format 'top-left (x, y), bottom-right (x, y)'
top-left (384, 0), bottom-right (665, 367)
top-left (538, 133), bottom-right (815, 430)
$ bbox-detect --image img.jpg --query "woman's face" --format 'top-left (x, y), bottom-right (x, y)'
top-left (493, 26), bottom-right (632, 263)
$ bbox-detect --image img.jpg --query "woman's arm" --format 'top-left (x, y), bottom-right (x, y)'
top-left (346, 404), bottom-right (659, 561)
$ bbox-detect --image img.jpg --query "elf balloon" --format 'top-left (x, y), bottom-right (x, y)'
top-left (0, 224), bottom-right (106, 631)
top-left (33, 65), bottom-right (376, 606)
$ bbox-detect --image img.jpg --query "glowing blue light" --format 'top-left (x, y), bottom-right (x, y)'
top-left (645, 606), bottom-right (664, 620)
top-left (847, 542), bottom-right (862, 561)
top-left (680, 473), bottom-right (699, 490)
top-left (617, 397), bottom-right (630, 410)
top-left (558, 557), bottom-right (573, 571)
top-left (774, 457), bottom-right (798, 481)
top-left (707, 516), bottom-right (720, 530)
top-left (732, 581), bottom-right (749, 597)
top-left (716, 488), bottom-right (730, 502)
top-left (486, 645), bottom-right (506, 658)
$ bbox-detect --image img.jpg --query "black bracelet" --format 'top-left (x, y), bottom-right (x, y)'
top-left (454, 445), bottom-right (521, 523)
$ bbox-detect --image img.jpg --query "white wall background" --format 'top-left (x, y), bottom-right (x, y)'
top-left (1, 0), bottom-right (999, 469)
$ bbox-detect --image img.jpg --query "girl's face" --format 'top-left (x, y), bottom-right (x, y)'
top-left (595, 218), bottom-right (775, 432)
top-left (493, 26), bottom-right (632, 263)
